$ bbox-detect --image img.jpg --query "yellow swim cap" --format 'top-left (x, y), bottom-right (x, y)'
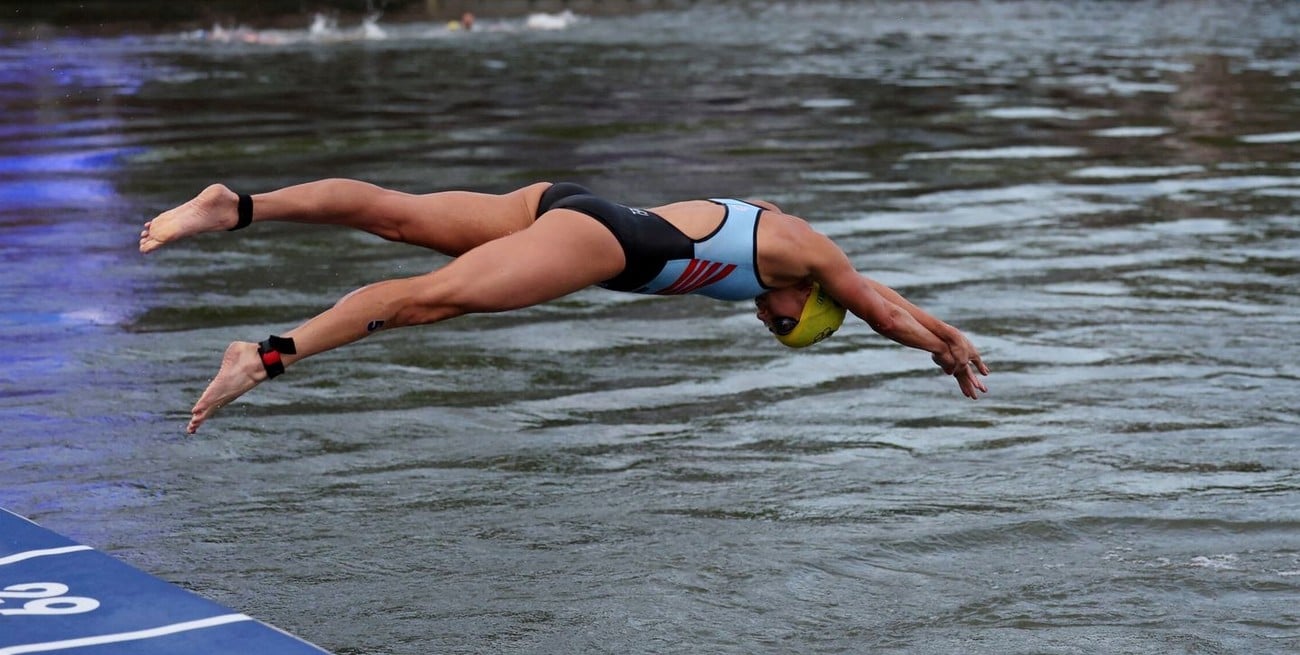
top-left (774, 283), bottom-right (846, 348)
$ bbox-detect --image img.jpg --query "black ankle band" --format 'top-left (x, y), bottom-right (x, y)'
top-left (257, 335), bottom-right (297, 379)
top-left (229, 193), bottom-right (253, 231)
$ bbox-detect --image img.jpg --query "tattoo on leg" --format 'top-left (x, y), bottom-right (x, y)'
top-left (367, 320), bottom-right (385, 332)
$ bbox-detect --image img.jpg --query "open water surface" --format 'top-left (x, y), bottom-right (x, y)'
top-left (2, 1), bottom-right (1299, 652)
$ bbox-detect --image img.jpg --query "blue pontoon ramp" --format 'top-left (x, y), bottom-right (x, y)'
top-left (1, 508), bottom-right (331, 655)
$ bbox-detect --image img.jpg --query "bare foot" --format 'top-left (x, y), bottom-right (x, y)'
top-left (189, 341), bottom-right (267, 434)
top-left (140, 184), bottom-right (240, 254)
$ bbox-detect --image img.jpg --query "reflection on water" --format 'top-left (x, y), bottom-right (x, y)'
top-left (2, 2), bottom-right (1298, 653)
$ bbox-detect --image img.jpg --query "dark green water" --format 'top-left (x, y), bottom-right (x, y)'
top-left (3, 2), bottom-right (1299, 653)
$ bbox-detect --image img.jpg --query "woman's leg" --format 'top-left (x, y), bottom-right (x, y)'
top-left (184, 209), bottom-right (625, 434)
top-left (139, 179), bottom-right (552, 256)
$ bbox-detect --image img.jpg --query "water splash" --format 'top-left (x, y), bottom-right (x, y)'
top-left (183, 10), bottom-right (581, 47)
top-left (525, 10), bottom-right (581, 31)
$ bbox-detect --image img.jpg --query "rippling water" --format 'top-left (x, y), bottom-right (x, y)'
top-left (3, 2), bottom-right (1299, 653)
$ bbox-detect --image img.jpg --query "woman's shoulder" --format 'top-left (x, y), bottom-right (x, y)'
top-left (755, 209), bottom-right (841, 284)
top-left (757, 207), bottom-right (819, 239)
top-left (744, 198), bottom-right (782, 212)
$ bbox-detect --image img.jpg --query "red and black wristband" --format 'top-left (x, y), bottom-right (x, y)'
top-left (257, 335), bottom-right (296, 379)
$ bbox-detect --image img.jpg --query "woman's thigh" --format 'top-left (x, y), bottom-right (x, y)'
top-left (375, 182), bottom-right (552, 256)
top-left (419, 209), bottom-right (626, 314)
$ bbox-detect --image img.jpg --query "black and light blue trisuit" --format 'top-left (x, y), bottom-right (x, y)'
top-left (536, 183), bottom-right (771, 301)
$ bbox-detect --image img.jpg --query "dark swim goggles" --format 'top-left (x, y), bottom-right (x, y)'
top-left (768, 316), bottom-right (799, 336)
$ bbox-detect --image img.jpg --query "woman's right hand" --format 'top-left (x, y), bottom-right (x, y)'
top-left (932, 330), bottom-right (990, 399)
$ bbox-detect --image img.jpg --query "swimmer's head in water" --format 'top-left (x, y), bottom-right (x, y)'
top-left (763, 282), bottom-right (846, 348)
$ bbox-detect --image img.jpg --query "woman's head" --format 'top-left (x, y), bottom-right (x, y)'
top-left (755, 281), bottom-right (846, 348)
